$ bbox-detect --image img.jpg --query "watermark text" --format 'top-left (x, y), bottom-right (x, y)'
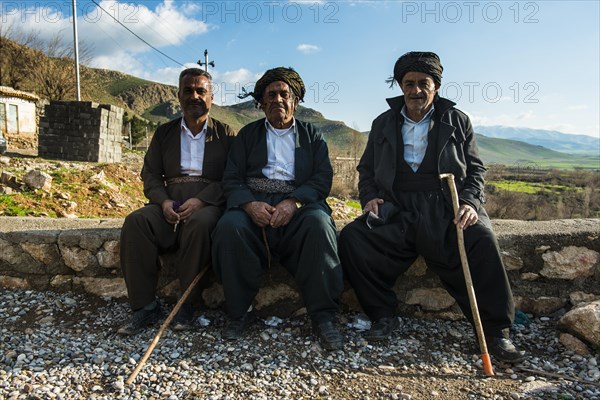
top-left (399, 1), bottom-right (540, 23)
top-left (440, 81), bottom-right (540, 103)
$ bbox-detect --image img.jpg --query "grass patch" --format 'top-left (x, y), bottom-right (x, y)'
top-left (142, 103), bottom-right (172, 124)
top-left (0, 194), bottom-right (54, 217)
top-left (488, 180), bottom-right (583, 194)
top-left (49, 169), bottom-right (70, 184)
top-left (107, 76), bottom-right (152, 96)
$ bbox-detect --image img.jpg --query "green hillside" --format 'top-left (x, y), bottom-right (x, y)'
top-left (476, 134), bottom-right (599, 169)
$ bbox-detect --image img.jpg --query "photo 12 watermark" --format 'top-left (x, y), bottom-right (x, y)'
top-left (440, 81), bottom-right (540, 104)
top-left (198, 1), bottom-right (339, 24)
top-left (1, 1), bottom-right (141, 24)
top-left (399, 1), bottom-right (540, 23)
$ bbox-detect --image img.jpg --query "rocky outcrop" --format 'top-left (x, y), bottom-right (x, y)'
top-left (118, 83), bottom-right (177, 115)
top-left (1, 217), bottom-right (599, 348)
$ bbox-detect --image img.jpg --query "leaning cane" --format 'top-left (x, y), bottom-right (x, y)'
top-left (126, 264), bottom-right (210, 384)
top-left (439, 173), bottom-right (494, 377)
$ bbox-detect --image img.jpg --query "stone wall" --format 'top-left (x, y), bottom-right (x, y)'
top-left (38, 101), bottom-right (123, 162)
top-left (1, 217), bottom-right (598, 319)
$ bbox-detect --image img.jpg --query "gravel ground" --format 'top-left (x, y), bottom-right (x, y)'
top-left (1, 289), bottom-right (599, 400)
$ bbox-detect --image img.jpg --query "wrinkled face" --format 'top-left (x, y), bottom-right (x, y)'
top-left (260, 81), bottom-right (298, 128)
top-left (400, 71), bottom-right (439, 121)
top-left (178, 74), bottom-right (213, 120)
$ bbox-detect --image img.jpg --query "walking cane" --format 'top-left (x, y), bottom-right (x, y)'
top-left (126, 264), bottom-right (210, 384)
top-left (439, 173), bottom-right (494, 377)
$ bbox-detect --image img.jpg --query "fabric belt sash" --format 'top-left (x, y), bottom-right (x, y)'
top-left (246, 177), bottom-right (297, 194)
top-left (165, 176), bottom-right (214, 186)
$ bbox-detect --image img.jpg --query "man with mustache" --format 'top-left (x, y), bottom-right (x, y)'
top-left (118, 68), bottom-right (236, 335)
top-left (212, 67), bottom-right (344, 350)
top-left (338, 52), bottom-right (526, 363)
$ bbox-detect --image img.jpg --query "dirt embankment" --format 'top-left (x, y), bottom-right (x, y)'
top-left (0, 152), bottom-right (360, 220)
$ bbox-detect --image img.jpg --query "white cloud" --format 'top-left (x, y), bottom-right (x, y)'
top-left (297, 43), bottom-right (321, 54)
top-left (143, 66), bottom-right (184, 86)
top-left (217, 68), bottom-right (255, 84)
top-left (83, 1), bottom-right (208, 58)
top-left (3, 0), bottom-right (208, 77)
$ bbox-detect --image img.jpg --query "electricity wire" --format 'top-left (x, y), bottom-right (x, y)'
top-left (88, 0), bottom-right (184, 67)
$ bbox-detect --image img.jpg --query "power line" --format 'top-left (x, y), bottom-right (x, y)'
top-left (88, 0), bottom-right (184, 67)
top-left (78, 7), bottom-right (154, 70)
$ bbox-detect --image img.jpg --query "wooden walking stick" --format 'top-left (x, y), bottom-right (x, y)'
top-left (439, 173), bottom-right (494, 377)
top-left (126, 264), bottom-right (210, 385)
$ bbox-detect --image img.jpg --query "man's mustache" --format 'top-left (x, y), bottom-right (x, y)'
top-left (187, 100), bottom-right (206, 107)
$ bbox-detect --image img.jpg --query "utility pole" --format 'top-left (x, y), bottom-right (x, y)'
top-left (71, 0), bottom-right (81, 100)
top-left (197, 49), bottom-right (215, 72)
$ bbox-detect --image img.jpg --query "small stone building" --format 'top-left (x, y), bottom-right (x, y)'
top-left (0, 86), bottom-right (40, 149)
top-left (38, 101), bottom-right (124, 163)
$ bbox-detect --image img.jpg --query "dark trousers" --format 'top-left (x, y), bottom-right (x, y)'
top-left (120, 203), bottom-right (222, 310)
top-left (212, 206), bottom-right (343, 323)
top-left (338, 190), bottom-right (514, 338)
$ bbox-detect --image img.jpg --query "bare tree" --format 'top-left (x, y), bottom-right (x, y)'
top-left (0, 22), bottom-right (43, 89)
top-left (33, 31), bottom-right (94, 101)
top-left (1, 23), bottom-right (93, 100)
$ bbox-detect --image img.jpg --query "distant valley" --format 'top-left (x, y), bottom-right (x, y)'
top-left (474, 126), bottom-right (599, 156)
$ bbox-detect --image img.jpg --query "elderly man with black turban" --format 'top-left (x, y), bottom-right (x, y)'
top-left (338, 52), bottom-right (526, 362)
top-left (212, 67), bottom-right (344, 350)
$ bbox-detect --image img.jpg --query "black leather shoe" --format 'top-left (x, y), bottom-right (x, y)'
top-left (366, 316), bottom-right (400, 342)
top-left (173, 303), bottom-right (195, 331)
top-left (312, 320), bottom-right (343, 351)
top-left (223, 312), bottom-right (254, 340)
top-left (487, 337), bottom-right (526, 363)
top-left (117, 301), bottom-right (162, 336)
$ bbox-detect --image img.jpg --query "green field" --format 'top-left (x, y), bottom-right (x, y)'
top-left (488, 180), bottom-right (583, 194)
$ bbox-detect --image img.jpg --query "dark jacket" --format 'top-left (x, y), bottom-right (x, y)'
top-left (141, 116), bottom-right (236, 207)
top-left (358, 95), bottom-right (487, 214)
top-left (223, 118), bottom-right (333, 212)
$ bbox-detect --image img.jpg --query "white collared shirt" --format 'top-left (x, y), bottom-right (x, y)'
top-left (400, 105), bottom-right (435, 172)
top-left (180, 118), bottom-right (207, 176)
top-left (261, 118), bottom-right (296, 180)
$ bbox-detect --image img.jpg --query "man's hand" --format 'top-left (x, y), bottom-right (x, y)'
top-left (161, 199), bottom-right (180, 225)
top-left (363, 198), bottom-right (384, 216)
top-left (270, 198), bottom-right (298, 228)
top-left (176, 198), bottom-right (204, 221)
top-left (454, 204), bottom-right (478, 230)
top-left (242, 201), bottom-right (276, 228)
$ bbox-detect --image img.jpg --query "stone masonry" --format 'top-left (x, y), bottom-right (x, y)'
top-left (38, 101), bottom-right (124, 163)
top-left (0, 217), bottom-right (599, 348)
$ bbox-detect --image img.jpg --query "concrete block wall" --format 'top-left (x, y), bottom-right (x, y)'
top-left (38, 101), bottom-right (123, 163)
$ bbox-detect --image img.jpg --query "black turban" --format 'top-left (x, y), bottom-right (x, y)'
top-left (387, 51), bottom-right (443, 87)
top-left (239, 67), bottom-right (305, 104)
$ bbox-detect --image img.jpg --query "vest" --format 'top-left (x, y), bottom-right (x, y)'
top-left (393, 117), bottom-right (441, 193)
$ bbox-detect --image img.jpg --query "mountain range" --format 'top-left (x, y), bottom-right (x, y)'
top-left (474, 126), bottom-right (599, 156)
top-left (1, 36), bottom-right (597, 169)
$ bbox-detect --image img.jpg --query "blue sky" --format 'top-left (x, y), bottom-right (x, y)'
top-left (3, 0), bottom-right (599, 138)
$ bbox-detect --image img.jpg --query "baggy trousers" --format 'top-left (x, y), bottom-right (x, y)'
top-left (212, 202), bottom-right (343, 323)
top-left (338, 190), bottom-right (514, 338)
top-left (120, 203), bottom-right (222, 310)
